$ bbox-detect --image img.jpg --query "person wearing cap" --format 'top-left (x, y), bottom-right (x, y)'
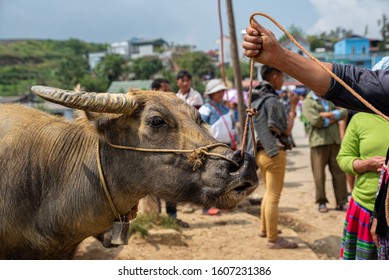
top-left (247, 65), bottom-right (299, 249)
top-left (199, 79), bottom-right (237, 215)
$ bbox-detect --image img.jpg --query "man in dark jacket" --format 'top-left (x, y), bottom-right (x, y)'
top-left (248, 65), bottom-right (299, 249)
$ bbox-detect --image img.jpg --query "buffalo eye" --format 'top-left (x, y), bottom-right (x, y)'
top-left (148, 116), bottom-right (166, 128)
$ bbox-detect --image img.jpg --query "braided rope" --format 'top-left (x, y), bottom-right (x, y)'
top-left (96, 141), bottom-right (123, 222)
top-left (240, 57), bottom-right (258, 158)
top-left (105, 140), bottom-right (239, 171)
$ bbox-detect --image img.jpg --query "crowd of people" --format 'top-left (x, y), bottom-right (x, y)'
top-left (143, 19), bottom-right (389, 260)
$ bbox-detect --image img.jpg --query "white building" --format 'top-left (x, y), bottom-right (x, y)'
top-left (215, 35), bottom-right (232, 65)
top-left (108, 41), bottom-right (131, 58)
top-left (281, 35), bottom-right (310, 57)
top-left (87, 38), bottom-right (169, 70)
top-left (129, 38), bottom-right (168, 59)
top-left (88, 52), bottom-right (106, 69)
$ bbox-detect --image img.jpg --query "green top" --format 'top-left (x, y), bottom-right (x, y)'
top-left (302, 91), bottom-right (348, 147)
top-left (337, 112), bottom-right (389, 211)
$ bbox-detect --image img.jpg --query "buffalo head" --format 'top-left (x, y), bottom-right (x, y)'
top-left (31, 86), bottom-right (258, 211)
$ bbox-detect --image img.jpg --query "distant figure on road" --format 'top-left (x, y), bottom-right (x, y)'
top-left (302, 91), bottom-right (348, 213)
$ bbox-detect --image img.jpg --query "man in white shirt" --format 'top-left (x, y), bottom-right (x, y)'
top-left (176, 70), bottom-right (203, 109)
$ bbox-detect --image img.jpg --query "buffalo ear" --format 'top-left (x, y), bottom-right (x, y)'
top-left (84, 112), bottom-right (122, 132)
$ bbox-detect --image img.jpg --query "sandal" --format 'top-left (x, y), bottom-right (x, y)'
top-left (335, 204), bottom-right (347, 211)
top-left (267, 237), bottom-right (298, 249)
top-left (318, 203), bottom-right (328, 213)
top-left (174, 218), bottom-right (190, 228)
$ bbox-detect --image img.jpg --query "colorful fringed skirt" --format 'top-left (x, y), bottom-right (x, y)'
top-left (340, 198), bottom-right (378, 260)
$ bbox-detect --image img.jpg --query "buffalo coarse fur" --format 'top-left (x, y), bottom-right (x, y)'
top-left (0, 86), bottom-right (258, 259)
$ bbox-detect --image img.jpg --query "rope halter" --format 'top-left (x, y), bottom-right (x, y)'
top-left (95, 138), bottom-right (241, 222)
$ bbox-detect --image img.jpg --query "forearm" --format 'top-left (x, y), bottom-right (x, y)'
top-left (352, 158), bottom-right (381, 173)
top-left (285, 107), bottom-right (296, 135)
top-left (370, 217), bottom-right (378, 247)
top-left (271, 49), bottom-right (333, 96)
top-left (302, 104), bottom-right (326, 128)
top-left (353, 159), bottom-right (371, 173)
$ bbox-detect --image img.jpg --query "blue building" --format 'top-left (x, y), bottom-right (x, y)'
top-left (332, 35), bottom-right (384, 68)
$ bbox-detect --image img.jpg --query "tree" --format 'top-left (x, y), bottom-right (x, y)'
top-left (307, 32), bottom-right (329, 51)
top-left (65, 38), bottom-right (91, 56)
top-left (328, 27), bottom-right (353, 41)
top-left (221, 61), bottom-right (255, 83)
top-left (80, 75), bottom-right (109, 92)
top-left (95, 54), bottom-right (128, 82)
top-left (130, 56), bottom-right (163, 80)
top-left (56, 55), bottom-right (89, 88)
top-left (172, 50), bottom-right (216, 93)
top-left (378, 13), bottom-right (389, 50)
top-left (279, 25), bottom-right (305, 44)
top-left (307, 27), bottom-right (353, 51)
top-left (174, 51), bottom-right (215, 79)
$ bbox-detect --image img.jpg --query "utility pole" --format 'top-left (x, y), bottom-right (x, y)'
top-left (226, 0), bottom-right (245, 141)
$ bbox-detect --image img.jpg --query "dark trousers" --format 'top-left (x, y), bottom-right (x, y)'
top-left (165, 201), bottom-right (177, 218)
top-left (310, 144), bottom-right (348, 205)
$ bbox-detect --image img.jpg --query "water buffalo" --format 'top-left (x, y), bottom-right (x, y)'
top-left (0, 86), bottom-right (258, 259)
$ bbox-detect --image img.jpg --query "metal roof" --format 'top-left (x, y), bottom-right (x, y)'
top-left (107, 80), bottom-right (153, 93)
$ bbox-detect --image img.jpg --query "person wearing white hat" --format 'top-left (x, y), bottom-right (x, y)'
top-left (199, 79), bottom-right (237, 148)
top-left (199, 79), bottom-right (238, 216)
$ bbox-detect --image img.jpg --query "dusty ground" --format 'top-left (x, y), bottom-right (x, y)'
top-left (74, 120), bottom-right (347, 260)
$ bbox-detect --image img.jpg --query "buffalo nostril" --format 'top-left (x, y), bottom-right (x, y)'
top-left (231, 149), bottom-right (244, 164)
top-left (228, 149), bottom-right (244, 173)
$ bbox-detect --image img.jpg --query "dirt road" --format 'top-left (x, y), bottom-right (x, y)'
top-left (74, 120), bottom-right (346, 260)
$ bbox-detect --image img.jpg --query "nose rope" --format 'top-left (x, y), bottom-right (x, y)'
top-left (240, 53), bottom-right (258, 159)
top-left (249, 12), bottom-right (389, 122)
top-left (104, 138), bottom-right (240, 171)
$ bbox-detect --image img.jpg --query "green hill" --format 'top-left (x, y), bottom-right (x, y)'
top-left (0, 39), bottom-right (107, 96)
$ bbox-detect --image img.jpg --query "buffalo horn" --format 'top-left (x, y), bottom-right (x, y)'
top-left (31, 85), bottom-right (137, 114)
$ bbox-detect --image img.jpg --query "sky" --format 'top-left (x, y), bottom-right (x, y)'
top-left (0, 0), bottom-right (388, 51)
